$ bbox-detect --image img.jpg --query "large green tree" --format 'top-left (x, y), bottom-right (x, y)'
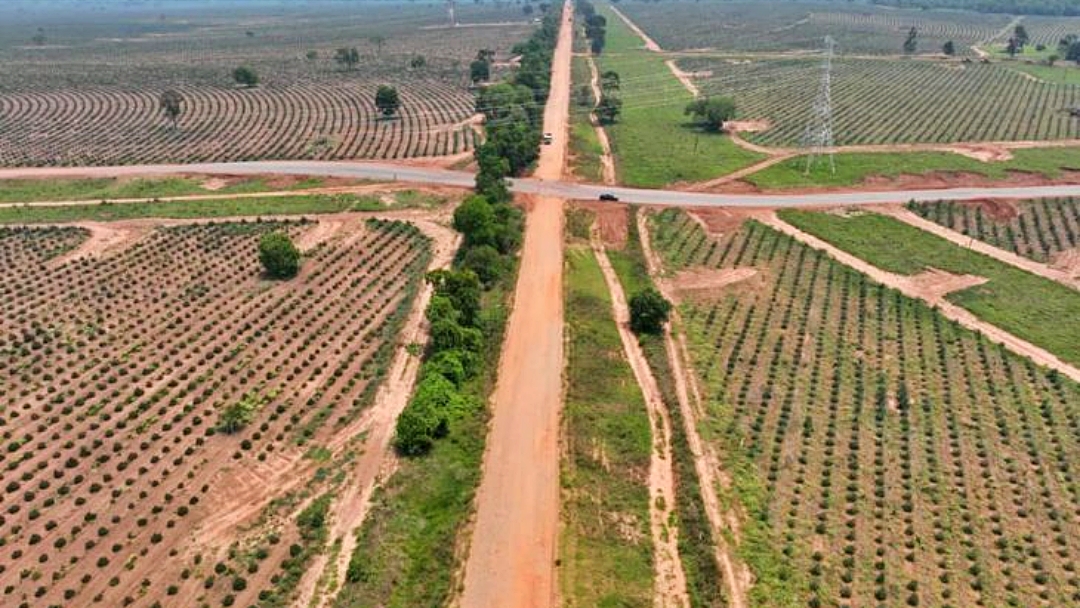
top-left (375, 85), bottom-right (401, 117)
top-left (233, 66), bottom-right (259, 87)
top-left (258, 232), bottom-right (300, 279)
top-left (684, 96), bottom-right (736, 132)
top-left (629, 288), bottom-right (672, 335)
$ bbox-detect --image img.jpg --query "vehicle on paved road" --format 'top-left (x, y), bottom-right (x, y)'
top-left (599, 193), bottom-right (619, 201)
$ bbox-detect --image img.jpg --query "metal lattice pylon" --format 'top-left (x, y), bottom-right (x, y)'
top-left (447, 0), bottom-right (457, 26)
top-left (803, 36), bottom-right (837, 174)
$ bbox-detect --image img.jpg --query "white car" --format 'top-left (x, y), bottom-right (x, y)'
top-left (542, 132), bottom-right (553, 145)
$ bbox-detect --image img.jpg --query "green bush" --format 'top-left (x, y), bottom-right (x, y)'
top-left (629, 288), bottom-right (672, 334)
top-left (461, 245), bottom-right (507, 287)
top-left (393, 374), bottom-right (466, 456)
top-left (258, 232), bottom-right (300, 279)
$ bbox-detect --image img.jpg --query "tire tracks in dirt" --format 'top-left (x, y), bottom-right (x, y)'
top-left (637, 210), bottom-right (752, 608)
top-left (590, 228), bottom-right (689, 608)
top-left (585, 55), bottom-right (617, 185)
top-left (761, 210), bottom-right (1080, 383)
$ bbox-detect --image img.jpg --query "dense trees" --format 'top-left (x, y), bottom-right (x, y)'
top-left (596, 69), bottom-right (622, 124)
top-left (872, 0), bottom-right (1080, 16)
top-left (629, 288), bottom-right (672, 334)
top-left (578, 1), bottom-right (607, 54)
top-left (684, 96), bottom-right (736, 132)
top-left (943, 40), bottom-right (956, 55)
top-left (334, 47), bottom-right (360, 70)
top-left (258, 232), bottom-right (300, 279)
top-left (903, 26), bottom-right (918, 53)
top-left (375, 85), bottom-right (401, 117)
top-left (232, 66), bottom-right (259, 87)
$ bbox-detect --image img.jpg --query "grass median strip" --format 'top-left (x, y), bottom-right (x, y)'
top-left (779, 209), bottom-right (1080, 367)
top-left (0, 192), bottom-right (441, 223)
top-left (561, 239), bottom-right (654, 606)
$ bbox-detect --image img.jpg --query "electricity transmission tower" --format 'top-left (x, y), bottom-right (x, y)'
top-left (446, 0), bottom-right (457, 26)
top-left (802, 36), bottom-right (837, 174)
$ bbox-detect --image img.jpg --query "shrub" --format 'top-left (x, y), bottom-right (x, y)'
top-left (629, 288), bottom-right (672, 335)
top-left (393, 374), bottom-right (466, 456)
top-left (258, 233), bottom-right (300, 279)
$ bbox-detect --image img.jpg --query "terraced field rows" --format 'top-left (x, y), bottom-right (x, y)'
top-left (650, 209), bottom-right (1080, 608)
top-left (683, 58), bottom-right (1080, 145)
top-left (0, 220), bottom-right (430, 607)
top-left (0, 79), bottom-right (478, 166)
top-left (907, 198), bottom-right (1080, 264)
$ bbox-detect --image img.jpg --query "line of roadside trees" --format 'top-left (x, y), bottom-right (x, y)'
top-left (392, 6), bottom-right (560, 456)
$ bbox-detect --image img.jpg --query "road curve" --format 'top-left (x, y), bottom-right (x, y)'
top-left (7, 161), bottom-right (1080, 208)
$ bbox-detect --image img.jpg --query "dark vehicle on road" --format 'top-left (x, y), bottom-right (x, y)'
top-left (599, 193), bottom-right (619, 201)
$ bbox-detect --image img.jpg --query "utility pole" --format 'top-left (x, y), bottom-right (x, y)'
top-left (803, 35), bottom-right (837, 175)
top-left (446, 0), bottom-right (457, 27)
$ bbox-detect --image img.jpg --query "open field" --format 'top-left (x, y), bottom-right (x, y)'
top-left (616, 1), bottom-right (1010, 55)
top-left (0, 3), bottom-right (533, 166)
top-left (649, 208), bottom-right (1080, 608)
top-left (778, 209), bottom-right (1080, 367)
top-left (0, 217), bottom-right (433, 606)
top-left (593, 4), bottom-right (763, 188)
top-left (682, 58), bottom-right (1080, 146)
top-left (907, 197), bottom-right (1080, 265)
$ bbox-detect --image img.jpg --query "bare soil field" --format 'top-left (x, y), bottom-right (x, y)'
top-left (0, 215), bottom-right (438, 607)
top-left (0, 3), bottom-right (533, 167)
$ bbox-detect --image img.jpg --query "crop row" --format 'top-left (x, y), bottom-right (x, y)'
top-left (650, 208), bottom-right (1080, 608)
top-left (0, 79), bottom-right (479, 167)
top-left (0, 220), bottom-right (430, 607)
top-left (616, 1), bottom-right (1008, 54)
top-left (907, 197), bottom-right (1080, 264)
top-left (683, 58), bottom-right (1080, 145)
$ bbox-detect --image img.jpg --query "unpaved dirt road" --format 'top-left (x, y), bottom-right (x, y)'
top-left (585, 55), bottom-right (617, 185)
top-left (591, 231), bottom-right (689, 608)
top-left (457, 2), bottom-right (573, 607)
top-left (637, 211), bottom-right (752, 608)
top-left (762, 211), bottom-right (1080, 383)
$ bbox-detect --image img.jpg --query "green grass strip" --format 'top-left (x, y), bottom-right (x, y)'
top-left (779, 209), bottom-right (1080, 367)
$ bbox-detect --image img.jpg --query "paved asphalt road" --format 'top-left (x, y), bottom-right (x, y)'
top-left (4, 160), bottom-right (1080, 206)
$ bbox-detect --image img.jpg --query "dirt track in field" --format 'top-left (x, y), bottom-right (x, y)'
top-left (638, 210), bottom-right (752, 608)
top-left (879, 205), bottom-right (1080, 290)
top-left (591, 229), bottom-right (689, 608)
top-left (585, 56), bottom-right (617, 185)
top-left (761, 211), bottom-right (1080, 383)
top-left (457, 2), bottom-right (572, 607)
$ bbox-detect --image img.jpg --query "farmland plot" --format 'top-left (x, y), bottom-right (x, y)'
top-left (649, 209), bottom-right (1080, 608)
top-left (0, 3), bottom-right (533, 166)
top-left (615, 1), bottom-right (1007, 55)
top-left (0, 218), bottom-right (431, 607)
top-left (907, 198), bottom-right (1080, 265)
top-left (682, 58), bottom-right (1080, 146)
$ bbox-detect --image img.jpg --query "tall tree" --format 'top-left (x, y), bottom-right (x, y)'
top-left (600, 70), bottom-right (620, 92)
top-left (684, 96), bottom-right (736, 132)
top-left (595, 94), bottom-right (622, 124)
top-left (159, 89), bottom-right (183, 129)
top-left (470, 59), bottom-right (491, 84)
top-left (1014, 24), bottom-right (1029, 47)
top-left (334, 47), bottom-right (360, 70)
top-left (903, 27), bottom-right (918, 54)
top-left (375, 85), bottom-right (401, 118)
top-left (943, 40), bottom-right (956, 56)
top-left (233, 66), bottom-right (259, 87)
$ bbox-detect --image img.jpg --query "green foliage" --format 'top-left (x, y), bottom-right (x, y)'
top-left (684, 97), bottom-right (736, 132)
top-left (217, 392), bottom-right (266, 434)
top-left (258, 232), bottom-right (301, 279)
top-left (334, 47), bottom-right (360, 70)
top-left (461, 245), bottom-right (508, 287)
top-left (595, 93), bottom-right (622, 124)
top-left (903, 26), bottom-right (918, 54)
top-left (159, 90), bottom-right (183, 128)
top-left (232, 66), bottom-right (259, 87)
top-left (426, 270), bottom-right (482, 327)
top-left (943, 40), bottom-right (956, 55)
top-left (394, 374), bottom-right (467, 455)
top-left (470, 59), bottom-right (491, 84)
top-left (629, 288), bottom-right (672, 335)
top-left (375, 85), bottom-right (401, 117)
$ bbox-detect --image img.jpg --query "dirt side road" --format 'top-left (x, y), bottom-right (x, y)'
top-left (457, 2), bottom-right (573, 607)
top-left (762, 212), bottom-right (1080, 383)
top-left (592, 231), bottom-right (689, 607)
top-left (879, 205), bottom-right (1080, 290)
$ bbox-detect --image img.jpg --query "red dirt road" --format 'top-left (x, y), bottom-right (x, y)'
top-left (457, 2), bottom-right (573, 607)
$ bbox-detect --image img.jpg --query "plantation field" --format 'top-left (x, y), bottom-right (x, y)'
top-left (907, 198), bottom-right (1080, 265)
top-left (592, 4), bottom-right (763, 188)
top-left (682, 57), bottom-right (1080, 146)
top-left (0, 218), bottom-right (432, 607)
top-left (616, 1), bottom-right (1009, 55)
top-left (0, 2), bottom-right (534, 166)
top-left (778, 209), bottom-right (1080, 367)
top-left (650, 208), bottom-right (1080, 608)
top-left (744, 146), bottom-right (1080, 190)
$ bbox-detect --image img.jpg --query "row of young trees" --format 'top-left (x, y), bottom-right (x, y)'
top-left (391, 7), bottom-right (560, 456)
top-left (577, 1), bottom-right (607, 55)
